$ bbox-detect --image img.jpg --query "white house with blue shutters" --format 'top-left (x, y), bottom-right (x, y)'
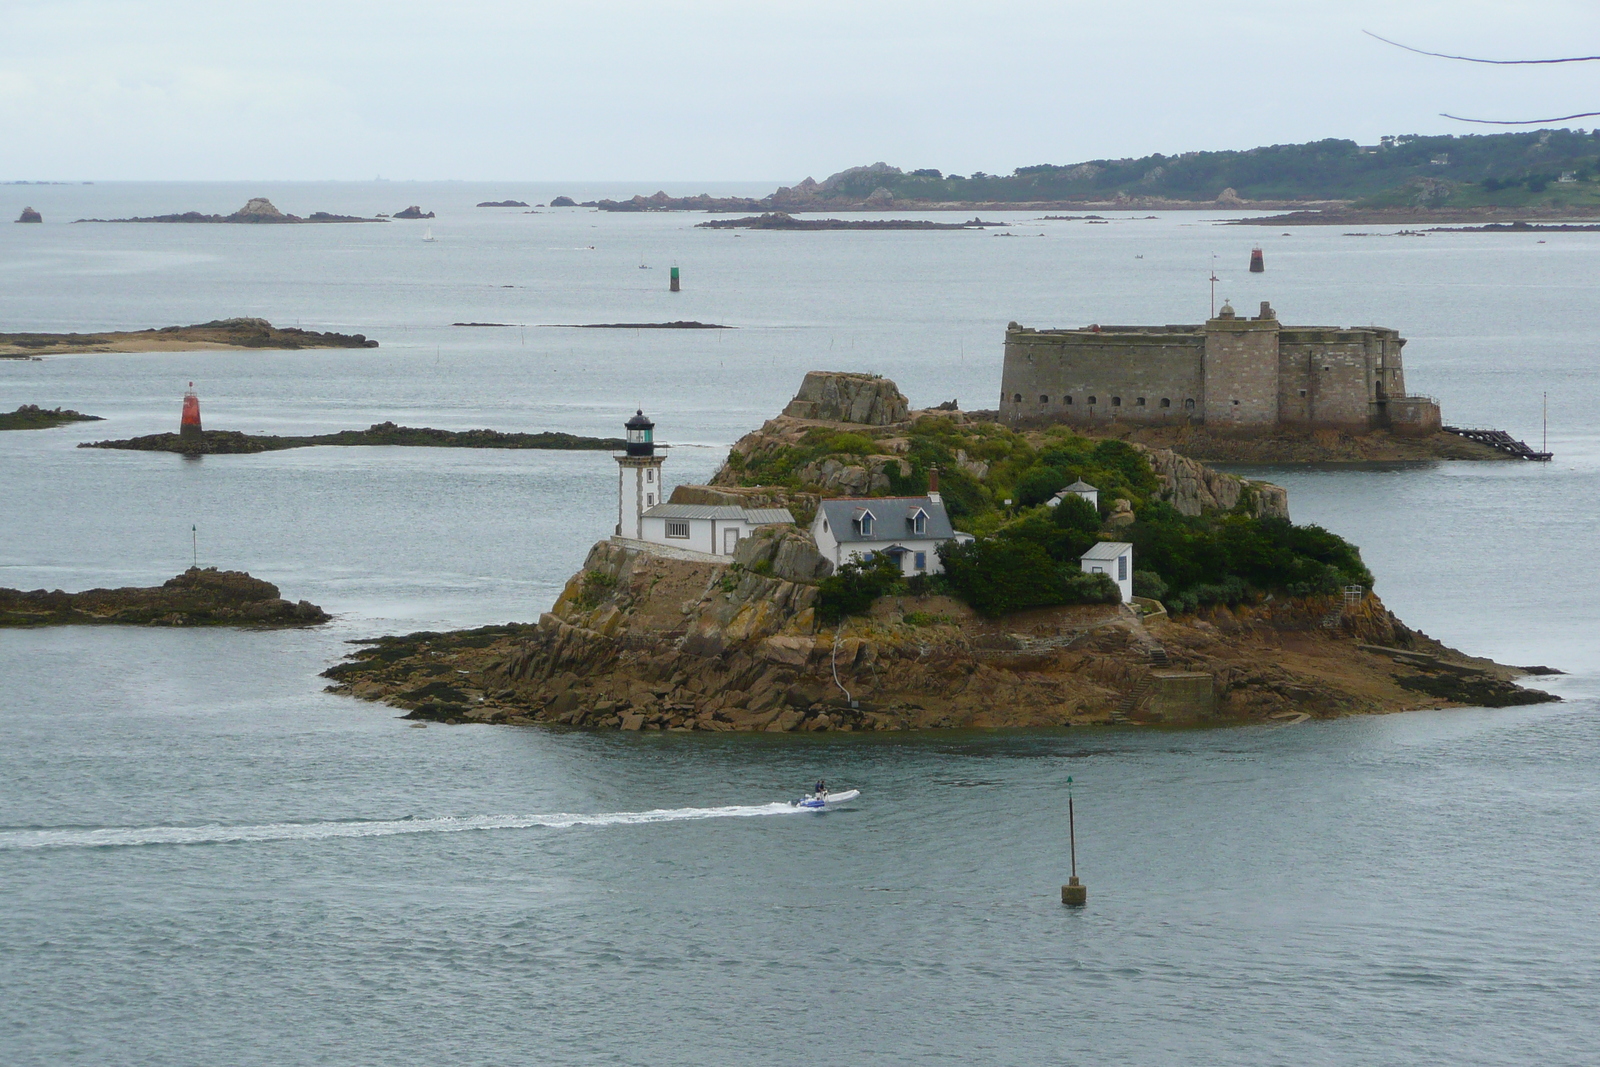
top-left (809, 475), bottom-right (972, 576)
top-left (1078, 540), bottom-right (1133, 603)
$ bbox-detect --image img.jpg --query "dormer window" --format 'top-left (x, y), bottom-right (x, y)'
top-left (853, 508), bottom-right (875, 537)
top-left (908, 508), bottom-right (927, 536)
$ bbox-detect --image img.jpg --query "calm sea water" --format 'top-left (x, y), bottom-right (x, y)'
top-left (3, 182), bottom-right (1598, 1065)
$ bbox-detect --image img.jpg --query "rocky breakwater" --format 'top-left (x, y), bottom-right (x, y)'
top-left (0, 567), bottom-right (329, 627)
top-left (322, 527), bottom-right (1553, 730)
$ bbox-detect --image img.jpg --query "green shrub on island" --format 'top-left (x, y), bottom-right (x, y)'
top-left (1124, 502), bottom-right (1372, 613)
top-left (817, 554), bottom-right (905, 623)
top-left (735, 414), bottom-right (1371, 620)
top-left (938, 537), bottom-right (1122, 617)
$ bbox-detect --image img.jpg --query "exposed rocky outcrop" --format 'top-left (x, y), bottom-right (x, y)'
top-left (15, 206), bottom-right (41, 223)
top-left (782, 371), bottom-right (910, 425)
top-left (1138, 444), bottom-right (1289, 519)
top-left (74, 198), bottom-right (381, 224)
top-left (0, 404), bottom-right (103, 430)
top-left (549, 196), bottom-right (577, 207)
top-left (81, 422), bottom-right (625, 456)
top-left (476, 200), bottom-right (529, 207)
top-left (1, 568), bottom-right (329, 627)
top-left (393, 205), bottom-right (435, 219)
top-left (696, 213), bottom-right (1002, 230)
top-left (0, 318), bottom-right (379, 358)
top-left (323, 535), bottom-right (1552, 730)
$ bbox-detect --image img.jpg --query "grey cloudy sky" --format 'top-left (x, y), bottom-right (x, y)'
top-left (4, 0), bottom-right (1598, 183)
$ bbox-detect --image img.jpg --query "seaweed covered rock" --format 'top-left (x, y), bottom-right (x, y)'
top-left (0, 567), bottom-right (329, 627)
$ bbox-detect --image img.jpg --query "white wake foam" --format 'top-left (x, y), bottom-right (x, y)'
top-left (0, 802), bottom-right (805, 851)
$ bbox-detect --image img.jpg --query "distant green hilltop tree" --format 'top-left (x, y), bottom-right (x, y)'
top-left (825, 130), bottom-right (1600, 204)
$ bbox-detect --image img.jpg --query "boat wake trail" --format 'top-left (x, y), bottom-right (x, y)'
top-left (0, 802), bottom-right (804, 851)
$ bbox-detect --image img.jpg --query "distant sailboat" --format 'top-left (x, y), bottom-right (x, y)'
top-left (422, 226), bottom-right (436, 243)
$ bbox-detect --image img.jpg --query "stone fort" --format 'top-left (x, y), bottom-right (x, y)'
top-left (998, 301), bottom-right (1441, 435)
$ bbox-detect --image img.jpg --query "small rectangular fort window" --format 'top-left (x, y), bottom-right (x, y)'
top-left (1039, 395), bottom-right (1049, 404)
top-left (1064, 396), bottom-right (1073, 405)
top-left (1111, 397), bottom-right (1121, 407)
top-left (1160, 398), bottom-right (1171, 408)
top-left (1299, 389), bottom-right (1307, 397)
top-left (665, 521), bottom-right (689, 539)
top-left (1135, 397), bottom-right (1146, 406)
top-left (1088, 396), bottom-right (1098, 405)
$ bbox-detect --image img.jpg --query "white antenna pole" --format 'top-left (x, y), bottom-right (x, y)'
top-left (1543, 391), bottom-right (1548, 454)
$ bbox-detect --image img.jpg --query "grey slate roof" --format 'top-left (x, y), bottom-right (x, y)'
top-left (1063, 479), bottom-right (1098, 492)
top-left (643, 503), bottom-right (795, 524)
top-left (1079, 540), bottom-right (1132, 561)
top-left (816, 496), bottom-right (955, 543)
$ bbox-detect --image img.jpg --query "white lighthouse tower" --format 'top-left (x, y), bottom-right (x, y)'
top-left (616, 409), bottom-right (666, 539)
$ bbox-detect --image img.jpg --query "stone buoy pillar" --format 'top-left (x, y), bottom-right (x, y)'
top-left (180, 383), bottom-right (202, 440)
top-left (669, 266), bottom-right (680, 292)
top-left (1249, 246), bottom-right (1264, 273)
top-left (1061, 775), bottom-right (1087, 906)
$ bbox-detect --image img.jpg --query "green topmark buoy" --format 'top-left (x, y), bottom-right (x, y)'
top-left (669, 266), bottom-right (680, 292)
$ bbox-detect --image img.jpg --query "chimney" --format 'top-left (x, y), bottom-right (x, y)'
top-left (927, 465), bottom-right (941, 503)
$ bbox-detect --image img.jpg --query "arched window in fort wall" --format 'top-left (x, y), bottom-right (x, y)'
top-left (1184, 398), bottom-right (1195, 411)
top-left (1111, 397), bottom-right (1121, 407)
top-left (1012, 393), bottom-right (1022, 403)
top-left (1064, 396), bottom-right (1073, 405)
top-left (1160, 398), bottom-right (1171, 408)
top-left (1039, 395), bottom-right (1049, 404)
top-left (1088, 396), bottom-right (1098, 405)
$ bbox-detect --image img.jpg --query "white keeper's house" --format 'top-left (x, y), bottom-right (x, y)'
top-left (810, 471), bottom-right (973, 576)
top-left (614, 409), bottom-right (794, 557)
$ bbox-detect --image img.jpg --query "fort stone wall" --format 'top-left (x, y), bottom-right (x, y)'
top-left (1001, 325), bottom-right (1202, 424)
top-left (999, 302), bottom-right (1440, 436)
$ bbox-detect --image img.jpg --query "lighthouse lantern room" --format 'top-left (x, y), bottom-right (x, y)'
top-left (616, 409), bottom-right (666, 539)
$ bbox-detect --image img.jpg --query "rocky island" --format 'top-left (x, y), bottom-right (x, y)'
top-left (0, 318), bottom-right (379, 358)
top-left (0, 405), bottom-right (103, 430)
top-left (1, 568), bottom-right (329, 627)
top-left (324, 373), bottom-right (1554, 731)
top-left (697, 213), bottom-right (1005, 230)
top-left (81, 422), bottom-right (626, 455)
top-left (15, 206), bottom-right (41, 223)
top-left (75, 197), bottom-right (382, 224)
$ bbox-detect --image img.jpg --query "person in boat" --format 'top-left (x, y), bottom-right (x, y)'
top-left (813, 779), bottom-right (827, 798)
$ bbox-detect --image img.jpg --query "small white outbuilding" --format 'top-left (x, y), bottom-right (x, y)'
top-left (1048, 479), bottom-right (1099, 511)
top-left (1079, 540), bottom-right (1133, 603)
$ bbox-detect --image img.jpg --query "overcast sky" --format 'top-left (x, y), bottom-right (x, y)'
top-left (4, 1), bottom-right (1598, 183)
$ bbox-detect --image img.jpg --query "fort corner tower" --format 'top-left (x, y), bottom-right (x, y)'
top-left (615, 409), bottom-right (665, 539)
top-left (999, 301), bottom-right (1439, 435)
